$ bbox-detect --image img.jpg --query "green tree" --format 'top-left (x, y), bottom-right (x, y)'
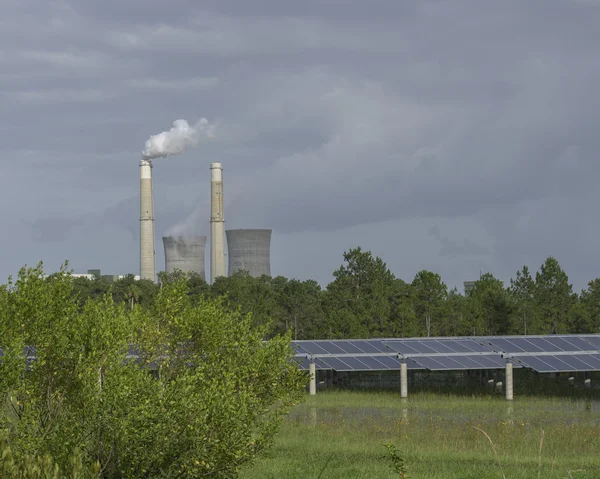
top-left (446, 288), bottom-right (471, 336)
top-left (322, 247), bottom-right (396, 338)
top-left (0, 262), bottom-right (306, 478)
top-left (468, 273), bottom-right (511, 335)
top-left (567, 297), bottom-right (593, 333)
top-left (411, 270), bottom-right (448, 337)
top-left (158, 270), bottom-right (211, 304)
top-left (578, 278), bottom-right (600, 333)
top-left (276, 279), bottom-right (324, 340)
top-left (508, 265), bottom-right (537, 334)
top-left (388, 280), bottom-right (419, 337)
top-left (534, 257), bottom-right (573, 334)
top-left (71, 276), bottom-right (111, 306)
top-left (212, 272), bottom-right (278, 331)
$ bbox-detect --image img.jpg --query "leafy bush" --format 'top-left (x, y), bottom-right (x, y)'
top-left (0, 263), bottom-right (307, 478)
top-left (0, 429), bottom-right (101, 479)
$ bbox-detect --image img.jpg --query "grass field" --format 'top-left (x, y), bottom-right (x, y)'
top-left (240, 390), bottom-right (600, 479)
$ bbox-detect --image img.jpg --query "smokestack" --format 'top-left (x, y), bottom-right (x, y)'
top-left (140, 159), bottom-right (156, 282)
top-left (210, 162), bottom-right (226, 283)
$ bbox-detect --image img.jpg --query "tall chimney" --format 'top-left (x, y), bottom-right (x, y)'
top-left (140, 158), bottom-right (156, 282)
top-left (210, 162), bottom-right (226, 283)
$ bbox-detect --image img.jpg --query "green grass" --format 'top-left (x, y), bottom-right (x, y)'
top-left (241, 391), bottom-right (600, 479)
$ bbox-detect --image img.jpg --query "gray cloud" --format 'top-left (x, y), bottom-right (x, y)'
top-left (428, 225), bottom-right (491, 257)
top-left (2, 0), bottom-right (600, 292)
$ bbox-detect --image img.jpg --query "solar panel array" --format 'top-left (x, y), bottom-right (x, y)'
top-left (382, 338), bottom-right (510, 371)
top-left (292, 335), bottom-right (600, 373)
top-left (475, 335), bottom-right (600, 373)
top-left (291, 340), bottom-right (424, 371)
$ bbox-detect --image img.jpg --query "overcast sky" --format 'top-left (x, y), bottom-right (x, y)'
top-left (2, 0), bottom-right (600, 292)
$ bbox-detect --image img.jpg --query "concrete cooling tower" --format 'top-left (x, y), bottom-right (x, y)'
top-left (226, 229), bottom-right (272, 277)
top-left (162, 236), bottom-right (207, 280)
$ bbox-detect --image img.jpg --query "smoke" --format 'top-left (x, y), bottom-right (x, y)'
top-left (165, 204), bottom-right (207, 237)
top-left (142, 118), bottom-right (215, 160)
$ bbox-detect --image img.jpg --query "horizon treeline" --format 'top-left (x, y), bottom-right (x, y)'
top-left (63, 247), bottom-right (600, 339)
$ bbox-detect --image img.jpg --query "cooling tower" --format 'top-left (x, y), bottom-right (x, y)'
top-left (210, 162), bottom-right (226, 284)
top-left (163, 236), bottom-right (207, 279)
top-left (139, 159), bottom-right (156, 282)
top-left (226, 229), bottom-right (272, 277)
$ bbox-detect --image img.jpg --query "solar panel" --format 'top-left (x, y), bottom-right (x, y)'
top-left (292, 356), bottom-right (331, 370)
top-left (291, 340), bottom-right (392, 355)
top-left (410, 354), bottom-right (509, 370)
top-left (572, 354), bottom-right (600, 369)
top-left (513, 353), bottom-right (600, 373)
top-left (384, 338), bottom-right (495, 355)
top-left (292, 335), bottom-right (600, 373)
top-left (478, 335), bottom-right (600, 354)
top-left (582, 336), bottom-right (600, 349)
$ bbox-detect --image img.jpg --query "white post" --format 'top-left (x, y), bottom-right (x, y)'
top-left (400, 361), bottom-right (408, 398)
top-left (309, 361), bottom-right (316, 396)
top-left (505, 362), bottom-right (513, 401)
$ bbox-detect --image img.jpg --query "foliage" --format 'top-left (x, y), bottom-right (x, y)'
top-left (411, 270), bottom-right (448, 337)
top-left (381, 443), bottom-right (409, 479)
top-left (508, 265), bottom-right (536, 334)
top-left (0, 429), bottom-right (101, 479)
top-left (469, 273), bottom-right (512, 335)
top-left (67, 249), bottom-right (600, 341)
top-left (322, 247), bottom-right (397, 338)
top-left (0, 262), bottom-right (307, 478)
top-left (535, 257), bottom-right (573, 334)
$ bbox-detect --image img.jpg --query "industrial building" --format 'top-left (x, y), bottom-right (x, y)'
top-left (226, 229), bottom-right (272, 277)
top-left (67, 269), bottom-right (141, 282)
top-left (163, 236), bottom-right (207, 280)
top-left (139, 157), bottom-right (273, 283)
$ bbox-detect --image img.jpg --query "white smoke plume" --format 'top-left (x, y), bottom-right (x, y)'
top-left (142, 118), bottom-right (215, 160)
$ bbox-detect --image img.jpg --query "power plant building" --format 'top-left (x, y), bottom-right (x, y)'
top-left (163, 236), bottom-right (207, 280)
top-left (226, 229), bottom-right (272, 277)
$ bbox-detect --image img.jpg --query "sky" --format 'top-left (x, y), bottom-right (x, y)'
top-left (2, 0), bottom-right (600, 293)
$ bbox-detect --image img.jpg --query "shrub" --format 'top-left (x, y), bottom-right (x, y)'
top-left (0, 263), bottom-right (307, 478)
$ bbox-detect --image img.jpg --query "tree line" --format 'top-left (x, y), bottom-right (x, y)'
top-left (70, 247), bottom-right (600, 339)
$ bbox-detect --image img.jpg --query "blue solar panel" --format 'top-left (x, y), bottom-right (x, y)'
top-left (480, 335), bottom-right (600, 354)
top-left (410, 354), bottom-right (509, 371)
top-left (519, 338), bottom-right (561, 352)
top-left (411, 356), bottom-right (447, 370)
top-left (513, 353), bottom-right (600, 373)
top-left (291, 340), bottom-right (393, 355)
top-left (317, 357), bottom-right (350, 370)
top-left (582, 336), bottom-right (600, 349)
top-left (480, 338), bottom-right (524, 353)
top-left (350, 340), bottom-right (391, 353)
top-left (560, 337), bottom-right (597, 351)
top-left (306, 355), bottom-right (424, 371)
top-left (292, 336), bottom-right (600, 373)
top-left (514, 356), bottom-right (559, 372)
top-left (572, 354), bottom-right (600, 369)
top-left (384, 339), bottom-right (495, 355)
